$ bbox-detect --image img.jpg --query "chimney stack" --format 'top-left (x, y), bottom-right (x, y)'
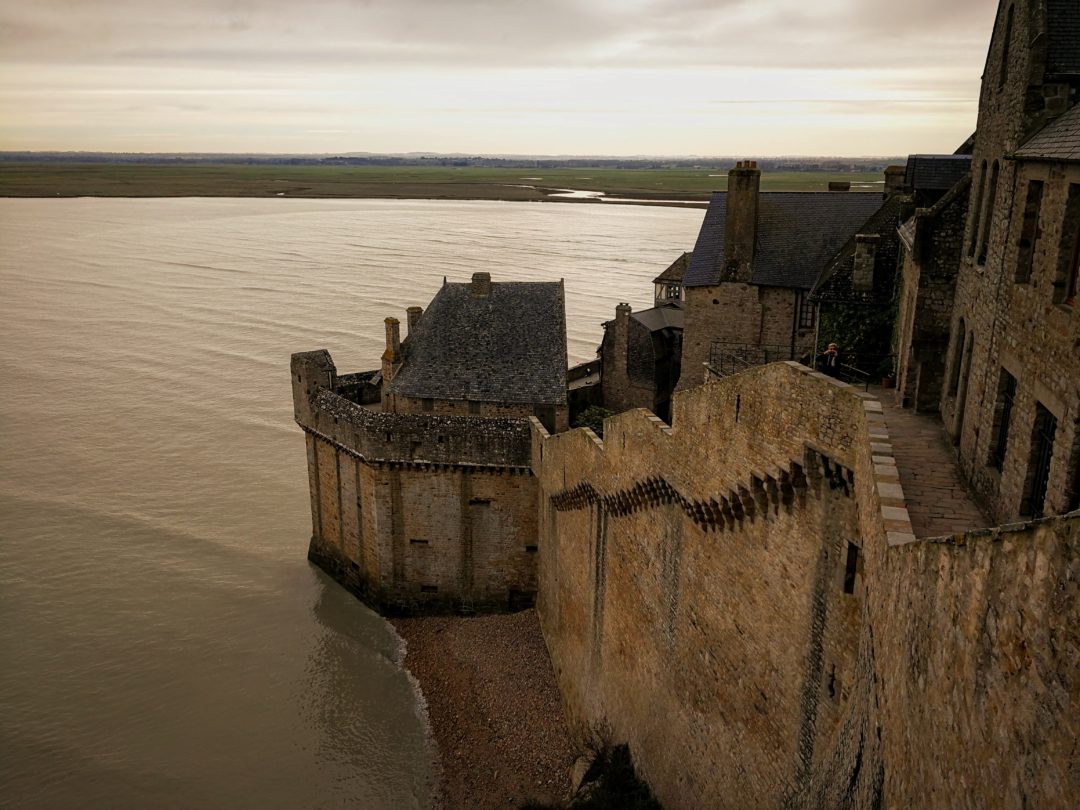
top-left (471, 272), bottom-right (492, 298)
top-left (853, 235), bottom-right (880, 292)
top-left (725, 160), bottom-right (760, 282)
top-left (381, 317), bottom-right (402, 387)
top-left (884, 165), bottom-right (906, 198)
top-left (406, 306), bottom-right (423, 336)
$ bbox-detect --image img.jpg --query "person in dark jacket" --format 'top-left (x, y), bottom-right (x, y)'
top-left (817, 342), bottom-right (840, 376)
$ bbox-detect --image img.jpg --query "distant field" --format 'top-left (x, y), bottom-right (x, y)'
top-left (0, 164), bottom-right (886, 205)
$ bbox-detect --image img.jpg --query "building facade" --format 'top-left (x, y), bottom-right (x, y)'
top-left (940, 0), bottom-right (1080, 521)
top-left (292, 272), bottom-right (568, 614)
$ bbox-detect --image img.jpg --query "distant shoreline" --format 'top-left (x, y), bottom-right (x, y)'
top-left (0, 163), bottom-right (885, 209)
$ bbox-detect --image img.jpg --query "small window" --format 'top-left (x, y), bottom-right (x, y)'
top-left (667, 284), bottom-right (681, 301)
top-left (978, 161), bottom-right (1000, 265)
top-left (998, 5), bottom-right (1014, 90)
top-left (468, 400), bottom-right (481, 415)
top-left (842, 542), bottom-right (859, 594)
top-left (1052, 184), bottom-right (1080, 306)
top-left (420, 585), bottom-right (438, 594)
top-left (969, 161), bottom-right (987, 257)
top-left (1020, 403), bottom-right (1057, 518)
top-left (409, 538), bottom-right (430, 546)
top-left (422, 397), bottom-right (434, 412)
top-left (797, 293), bottom-right (815, 329)
top-left (988, 369), bottom-right (1017, 472)
top-left (384, 431), bottom-right (393, 442)
top-left (525, 545), bottom-right (538, 553)
top-left (948, 320), bottom-right (966, 396)
top-left (1014, 180), bottom-right (1044, 283)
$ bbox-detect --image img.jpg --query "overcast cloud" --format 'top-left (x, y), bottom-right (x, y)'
top-left (0, 0), bottom-right (999, 155)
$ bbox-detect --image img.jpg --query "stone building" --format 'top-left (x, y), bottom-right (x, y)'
top-left (938, 0), bottom-right (1080, 522)
top-left (891, 155), bottom-right (974, 411)
top-left (292, 272), bottom-right (567, 614)
top-left (678, 162), bottom-right (886, 387)
top-left (599, 253), bottom-right (690, 420)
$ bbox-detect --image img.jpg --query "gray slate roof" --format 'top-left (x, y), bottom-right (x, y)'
top-left (1047, 0), bottom-right (1080, 76)
top-left (904, 155), bottom-right (972, 191)
top-left (1015, 103), bottom-right (1080, 162)
top-left (632, 304), bottom-right (684, 333)
top-left (652, 252), bottom-right (692, 284)
top-left (684, 192), bottom-right (885, 289)
top-left (388, 279), bottom-right (567, 406)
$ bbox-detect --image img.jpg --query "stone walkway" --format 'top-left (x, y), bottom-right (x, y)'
top-left (873, 388), bottom-right (991, 538)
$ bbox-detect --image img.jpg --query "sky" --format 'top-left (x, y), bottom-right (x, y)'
top-left (0, 0), bottom-right (1000, 157)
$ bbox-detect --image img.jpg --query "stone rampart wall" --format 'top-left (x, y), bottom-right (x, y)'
top-left (532, 361), bottom-right (1077, 808)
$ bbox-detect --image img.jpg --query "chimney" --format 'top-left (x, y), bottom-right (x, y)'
top-left (406, 306), bottom-right (423, 335)
top-left (471, 271), bottom-right (492, 298)
top-left (602, 303), bottom-right (633, 411)
top-left (381, 317), bottom-right (402, 388)
top-left (884, 165), bottom-right (906, 198)
top-left (725, 160), bottom-right (760, 282)
top-left (853, 235), bottom-right (880, 292)
top-left (828, 181), bottom-right (851, 192)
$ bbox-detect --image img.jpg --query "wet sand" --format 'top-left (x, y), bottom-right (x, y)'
top-left (392, 610), bottom-right (577, 810)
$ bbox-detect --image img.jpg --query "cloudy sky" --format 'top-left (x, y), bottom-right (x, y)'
top-left (0, 0), bottom-right (998, 156)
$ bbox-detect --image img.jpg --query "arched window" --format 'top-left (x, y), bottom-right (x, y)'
top-left (998, 5), bottom-right (1015, 89)
top-left (978, 161), bottom-right (1000, 265)
top-left (969, 161), bottom-right (987, 257)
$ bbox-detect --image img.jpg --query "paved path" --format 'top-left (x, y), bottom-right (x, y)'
top-left (873, 389), bottom-right (991, 538)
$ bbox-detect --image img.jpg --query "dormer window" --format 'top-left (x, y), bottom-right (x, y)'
top-left (666, 284), bottom-right (681, 301)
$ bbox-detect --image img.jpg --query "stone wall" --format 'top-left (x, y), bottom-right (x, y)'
top-left (680, 284), bottom-right (813, 389)
top-left (531, 361), bottom-right (1078, 808)
top-left (894, 179), bottom-right (970, 412)
top-left (294, 350), bottom-right (540, 613)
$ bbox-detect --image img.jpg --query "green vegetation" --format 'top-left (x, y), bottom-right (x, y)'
top-left (573, 406), bottom-right (615, 438)
top-left (0, 163), bottom-right (885, 203)
top-left (819, 301), bottom-right (897, 378)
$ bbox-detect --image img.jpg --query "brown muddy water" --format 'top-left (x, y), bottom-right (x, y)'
top-left (0, 198), bottom-right (701, 809)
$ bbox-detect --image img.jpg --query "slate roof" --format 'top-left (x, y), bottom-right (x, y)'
top-left (1047, 0), bottom-right (1080, 76)
top-left (904, 155), bottom-right (973, 191)
top-left (652, 252), bottom-right (692, 285)
top-left (388, 279), bottom-right (567, 405)
top-left (632, 304), bottom-right (684, 333)
top-left (1015, 103), bottom-right (1080, 162)
top-left (684, 192), bottom-right (885, 289)
top-left (811, 194), bottom-right (905, 305)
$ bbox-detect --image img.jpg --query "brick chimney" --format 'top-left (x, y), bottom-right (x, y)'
top-left (381, 316), bottom-right (402, 392)
top-left (725, 160), bottom-right (760, 282)
top-left (406, 305), bottom-right (423, 335)
top-left (471, 271), bottom-right (492, 298)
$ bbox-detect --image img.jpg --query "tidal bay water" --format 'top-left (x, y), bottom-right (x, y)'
top-left (0, 198), bottom-right (701, 809)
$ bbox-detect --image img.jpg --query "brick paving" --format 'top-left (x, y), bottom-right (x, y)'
top-left (873, 388), bottom-right (992, 538)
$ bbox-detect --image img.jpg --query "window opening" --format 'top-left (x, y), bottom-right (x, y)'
top-left (989, 369), bottom-right (1017, 472)
top-left (1021, 404), bottom-right (1057, 518)
top-left (978, 162), bottom-right (1000, 265)
top-left (842, 542), bottom-right (859, 594)
top-left (1052, 184), bottom-right (1080, 306)
top-left (1014, 180), bottom-right (1044, 283)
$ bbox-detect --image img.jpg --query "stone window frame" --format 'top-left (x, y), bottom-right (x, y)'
top-left (988, 367), bottom-right (1017, 473)
top-left (947, 319), bottom-right (967, 397)
top-left (796, 292), bottom-right (816, 330)
top-left (1052, 183), bottom-right (1080, 307)
top-left (1019, 402), bottom-right (1058, 519)
top-left (1014, 179), bottom-right (1044, 283)
top-left (997, 4), bottom-right (1015, 90)
top-left (977, 161), bottom-right (1000, 266)
top-left (969, 161), bottom-right (988, 258)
